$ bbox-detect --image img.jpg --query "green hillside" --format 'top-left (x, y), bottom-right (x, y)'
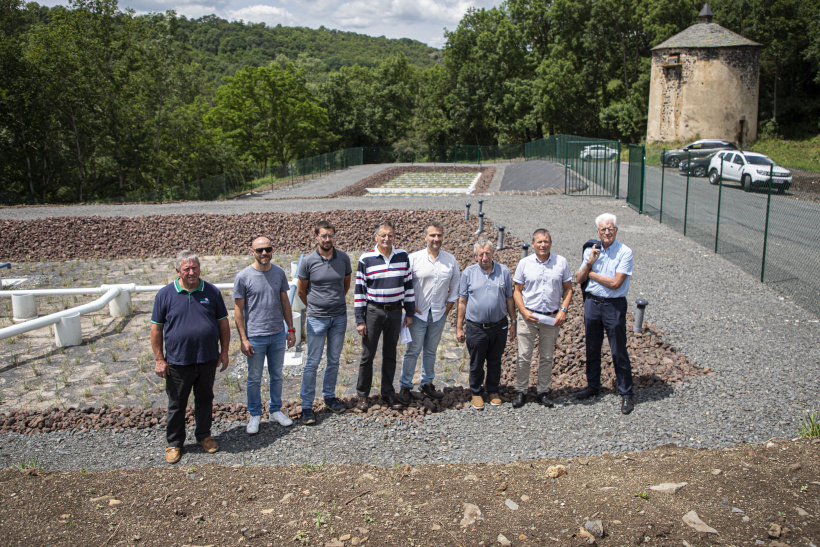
top-left (175, 15), bottom-right (441, 81)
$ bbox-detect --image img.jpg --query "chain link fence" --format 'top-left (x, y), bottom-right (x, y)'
top-left (629, 145), bottom-right (820, 317)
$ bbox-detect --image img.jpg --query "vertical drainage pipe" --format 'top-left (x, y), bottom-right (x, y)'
top-left (55, 312), bottom-right (82, 347)
top-left (496, 226), bottom-right (506, 250)
top-left (12, 293), bottom-right (38, 322)
top-left (521, 243), bottom-right (529, 258)
top-left (464, 203), bottom-right (471, 221)
top-left (475, 212), bottom-right (485, 235)
top-left (633, 299), bottom-right (649, 333)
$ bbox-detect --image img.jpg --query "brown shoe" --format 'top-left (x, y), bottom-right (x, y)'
top-left (165, 447), bottom-right (182, 464)
top-left (471, 395), bottom-right (485, 410)
top-left (488, 393), bottom-right (502, 406)
top-left (356, 397), bottom-right (369, 411)
top-left (197, 437), bottom-right (219, 454)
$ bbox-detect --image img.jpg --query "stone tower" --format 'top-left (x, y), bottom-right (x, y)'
top-left (646, 3), bottom-right (762, 146)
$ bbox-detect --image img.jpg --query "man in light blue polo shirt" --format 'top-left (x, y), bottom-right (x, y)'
top-left (575, 213), bottom-right (635, 415)
top-left (456, 238), bottom-right (516, 410)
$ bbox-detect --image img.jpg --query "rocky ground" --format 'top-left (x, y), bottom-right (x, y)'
top-left (1, 166), bottom-right (819, 546)
top-left (0, 438), bottom-right (817, 546)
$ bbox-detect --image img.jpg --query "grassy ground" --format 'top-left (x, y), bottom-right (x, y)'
top-left (641, 136), bottom-right (820, 173)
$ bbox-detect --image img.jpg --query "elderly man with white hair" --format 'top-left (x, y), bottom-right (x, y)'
top-left (575, 213), bottom-right (635, 415)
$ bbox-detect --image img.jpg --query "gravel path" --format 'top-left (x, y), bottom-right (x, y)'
top-left (1, 166), bottom-right (819, 471)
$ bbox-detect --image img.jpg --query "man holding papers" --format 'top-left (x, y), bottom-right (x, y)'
top-left (512, 228), bottom-right (573, 409)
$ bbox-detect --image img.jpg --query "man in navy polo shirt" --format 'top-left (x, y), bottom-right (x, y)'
top-left (151, 250), bottom-right (230, 464)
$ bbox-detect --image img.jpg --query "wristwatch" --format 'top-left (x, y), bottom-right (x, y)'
top-left (559, 307), bottom-right (568, 313)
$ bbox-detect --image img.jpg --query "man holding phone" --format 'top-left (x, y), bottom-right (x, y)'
top-left (575, 213), bottom-right (635, 414)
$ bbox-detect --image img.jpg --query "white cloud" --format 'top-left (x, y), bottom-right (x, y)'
top-left (227, 4), bottom-right (298, 25)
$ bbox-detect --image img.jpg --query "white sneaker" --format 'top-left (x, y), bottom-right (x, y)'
top-left (246, 415), bottom-right (261, 435)
top-left (271, 410), bottom-right (293, 427)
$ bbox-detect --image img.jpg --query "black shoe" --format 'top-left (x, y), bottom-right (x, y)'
top-left (621, 397), bottom-right (634, 415)
top-left (397, 387), bottom-right (412, 405)
top-left (302, 408), bottom-right (316, 425)
top-left (575, 387), bottom-right (600, 400)
top-left (323, 397), bottom-right (345, 414)
top-left (421, 383), bottom-right (445, 400)
top-left (511, 392), bottom-right (526, 408)
top-left (381, 394), bottom-right (402, 410)
top-left (537, 392), bottom-right (554, 408)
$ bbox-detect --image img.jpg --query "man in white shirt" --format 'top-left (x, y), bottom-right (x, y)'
top-left (512, 228), bottom-right (573, 409)
top-left (398, 221), bottom-right (461, 403)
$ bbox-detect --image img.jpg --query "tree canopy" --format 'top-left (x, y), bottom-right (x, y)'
top-left (1, 0), bottom-right (817, 204)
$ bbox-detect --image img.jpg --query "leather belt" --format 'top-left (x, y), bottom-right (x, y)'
top-left (585, 293), bottom-right (623, 303)
top-left (367, 301), bottom-right (403, 311)
top-left (466, 318), bottom-right (507, 329)
top-left (526, 307), bottom-right (557, 316)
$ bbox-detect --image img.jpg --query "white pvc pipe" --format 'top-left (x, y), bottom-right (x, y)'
top-left (0, 287), bottom-right (122, 341)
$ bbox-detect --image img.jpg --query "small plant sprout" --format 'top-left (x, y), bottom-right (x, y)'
top-left (798, 407), bottom-right (820, 438)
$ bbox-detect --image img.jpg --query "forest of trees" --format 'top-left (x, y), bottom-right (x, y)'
top-left (1, 0), bottom-right (818, 204)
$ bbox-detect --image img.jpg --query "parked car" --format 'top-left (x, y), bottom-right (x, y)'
top-left (580, 145), bottom-right (618, 161)
top-left (662, 139), bottom-right (737, 168)
top-left (707, 151), bottom-right (792, 193)
top-left (678, 151), bottom-right (719, 177)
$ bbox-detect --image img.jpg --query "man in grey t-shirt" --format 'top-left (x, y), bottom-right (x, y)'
top-left (234, 236), bottom-right (296, 435)
top-left (296, 220), bottom-right (352, 424)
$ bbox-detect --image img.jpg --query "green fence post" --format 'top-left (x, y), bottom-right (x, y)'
top-left (761, 165), bottom-right (774, 282)
top-left (615, 142), bottom-right (621, 198)
top-left (715, 165), bottom-right (724, 253)
top-left (639, 145), bottom-right (645, 212)
top-left (659, 149), bottom-right (665, 223)
top-left (683, 151), bottom-right (691, 236)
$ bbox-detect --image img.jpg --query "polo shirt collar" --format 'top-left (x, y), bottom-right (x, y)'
top-left (315, 248), bottom-right (338, 261)
top-left (534, 253), bottom-right (552, 265)
top-left (374, 245), bottom-right (395, 262)
top-left (174, 278), bottom-right (204, 294)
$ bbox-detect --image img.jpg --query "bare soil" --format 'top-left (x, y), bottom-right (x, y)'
top-left (1, 439), bottom-right (817, 546)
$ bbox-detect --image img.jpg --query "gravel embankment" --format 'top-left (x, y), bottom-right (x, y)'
top-left (1, 165), bottom-right (818, 471)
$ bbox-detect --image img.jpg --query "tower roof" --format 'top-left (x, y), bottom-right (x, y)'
top-left (653, 22), bottom-right (761, 50)
top-left (699, 2), bottom-right (713, 23)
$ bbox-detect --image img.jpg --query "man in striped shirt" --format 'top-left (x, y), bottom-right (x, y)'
top-left (354, 221), bottom-right (415, 411)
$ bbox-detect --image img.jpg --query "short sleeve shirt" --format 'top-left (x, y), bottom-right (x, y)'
top-left (233, 265), bottom-right (290, 337)
top-left (513, 253), bottom-right (571, 313)
top-left (297, 249), bottom-right (352, 317)
top-left (150, 279), bottom-right (228, 366)
top-left (459, 262), bottom-right (513, 324)
top-left (580, 239), bottom-right (633, 298)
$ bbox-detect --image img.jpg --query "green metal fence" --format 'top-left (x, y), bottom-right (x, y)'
top-left (626, 145), bottom-right (645, 213)
top-left (524, 135), bottom-right (621, 197)
top-left (634, 148), bottom-right (820, 317)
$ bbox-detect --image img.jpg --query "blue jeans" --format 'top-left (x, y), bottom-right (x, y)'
top-left (400, 310), bottom-right (447, 389)
top-left (300, 314), bottom-right (347, 408)
top-left (246, 332), bottom-right (287, 417)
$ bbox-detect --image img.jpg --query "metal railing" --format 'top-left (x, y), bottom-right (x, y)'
top-left (524, 135), bottom-right (621, 197)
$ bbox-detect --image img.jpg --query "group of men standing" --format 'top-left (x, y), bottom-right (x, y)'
top-left (150, 213), bottom-right (635, 464)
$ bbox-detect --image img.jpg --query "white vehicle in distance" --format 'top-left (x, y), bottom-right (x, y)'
top-left (579, 145), bottom-right (619, 161)
top-left (708, 151), bottom-right (792, 193)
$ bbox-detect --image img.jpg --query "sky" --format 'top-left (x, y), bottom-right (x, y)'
top-left (38, 0), bottom-right (504, 48)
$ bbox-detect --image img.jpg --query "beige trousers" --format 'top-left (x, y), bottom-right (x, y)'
top-left (515, 310), bottom-right (560, 393)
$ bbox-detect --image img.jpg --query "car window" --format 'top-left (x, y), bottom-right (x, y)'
top-left (746, 156), bottom-right (775, 166)
top-left (721, 153), bottom-right (733, 162)
top-left (733, 155), bottom-right (744, 165)
top-left (691, 143), bottom-right (702, 149)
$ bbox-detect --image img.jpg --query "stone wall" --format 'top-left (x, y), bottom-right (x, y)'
top-left (646, 46), bottom-right (760, 145)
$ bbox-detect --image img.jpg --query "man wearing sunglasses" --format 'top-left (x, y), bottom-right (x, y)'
top-left (296, 220), bottom-right (352, 424)
top-left (234, 236), bottom-right (296, 434)
top-left (575, 213), bottom-right (635, 415)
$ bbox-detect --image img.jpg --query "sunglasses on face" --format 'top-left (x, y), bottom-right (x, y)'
top-left (254, 247), bottom-right (273, 253)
